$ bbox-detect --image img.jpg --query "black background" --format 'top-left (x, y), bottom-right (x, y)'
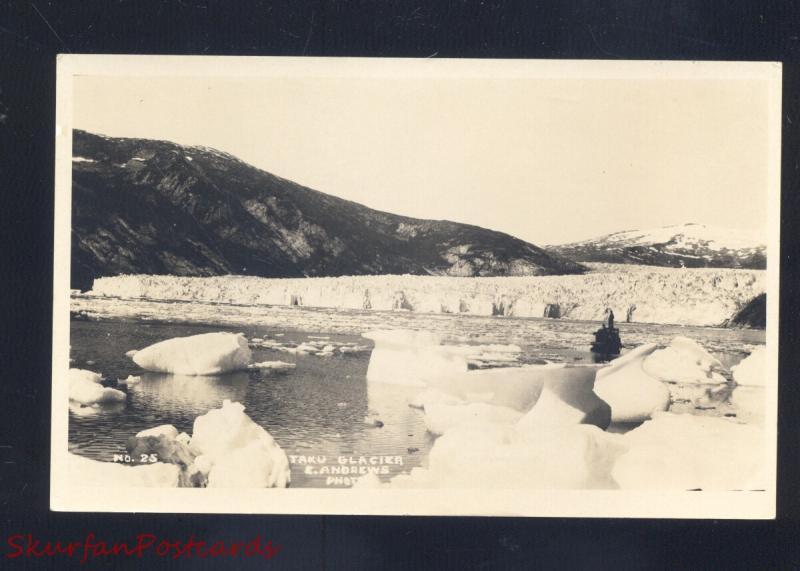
top-left (2, 1), bottom-right (800, 568)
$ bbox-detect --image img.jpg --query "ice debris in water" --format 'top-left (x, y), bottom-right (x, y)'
top-left (248, 360), bottom-right (296, 371)
top-left (102, 400), bottom-right (290, 489)
top-left (68, 368), bottom-right (126, 406)
top-left (117, 374), bottom-right (141, 385)
top-left (132, 332), bottom-right (252, 375)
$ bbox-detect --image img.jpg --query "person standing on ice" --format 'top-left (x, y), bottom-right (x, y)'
top-left (603, 308), bottom-right (615, 330)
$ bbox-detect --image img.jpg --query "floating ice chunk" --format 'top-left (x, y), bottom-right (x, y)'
top-left (125, 350), bottom-right (138, 358)
top-left (67, 453), bottom-right (179, 487)
top-left (642, 336), bottom-right (725, 384)
top-left (118, 374), bottom-right (141, 385)
top-left (132, 332), bottom-right (252, 375)
top-left (594, 344), bottom-right (670, 423)
top-left (612, 412), bottom-right (766, 490)
top-left (248, 360), bottom-right (296, 371)
top-left (339, 344), bottom-right (370, 354)
top-left (732, 346), bottom-right (766, 386)
top-left (68, 368), bottom-right (126, 405)
top-left (423, 403), bottom-right (522, 436)
top-left (391, 421), bottom-right (625, 489)
top-left (136, 424), bottom-right (179, 439)
top-left (517, 366), bottom-right (610, 430)
top-left (189, 400), bottom-right (290, 488)
top-left (363, 330), bottom-right (468, 387)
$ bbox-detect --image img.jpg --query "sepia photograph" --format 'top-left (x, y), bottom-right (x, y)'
top-left (51, 56), bottom-right (780, 517)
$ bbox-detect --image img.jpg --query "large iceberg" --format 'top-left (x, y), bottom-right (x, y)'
top-left (642, 336), bottom-right (726, 384)
top-left (612, 412), bottom-right (766, 490)
top-left (189, 400), bottom-right (290, 488)
top-left (68, 368), bottom-right (126, 406)
top-left (132, 332), bottom-right (252, 375)
top-left (387, 421), bottom-right (625, 490)
top-left (594, 344), bottom-right (670, 423)
top-left (362, 330), bottom-right (468, 387)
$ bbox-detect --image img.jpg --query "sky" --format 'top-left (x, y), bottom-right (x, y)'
top-left (73, 72), bottom-right (773, 245)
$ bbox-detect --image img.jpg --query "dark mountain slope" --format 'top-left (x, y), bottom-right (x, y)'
top-left (71, 130), bottom-right (585, 289)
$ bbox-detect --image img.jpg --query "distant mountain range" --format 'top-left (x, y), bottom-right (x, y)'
top-left (546, 223), bottom-right (766, 270)
top-left (70, 130), bottom-right (586, 290)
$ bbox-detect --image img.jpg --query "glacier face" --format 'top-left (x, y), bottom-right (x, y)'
top-left (86, 263), bottom-right (765, 327)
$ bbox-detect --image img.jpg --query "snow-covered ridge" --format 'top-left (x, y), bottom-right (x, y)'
top-left (86, 264), bottom-right (765, 327)
top-left (564, 223), bottom-right (765, 252)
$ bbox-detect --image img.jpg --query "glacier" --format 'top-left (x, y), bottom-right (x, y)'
top-left (86, 263), bottom-right (765, 327)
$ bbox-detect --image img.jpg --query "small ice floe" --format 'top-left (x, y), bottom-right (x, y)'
top-left (308, 335), bottom-right (330, 340)
top-left (336, 402), bottom-right (348, 408)
top-left (363, 415), bottom-right (384, 428)
top-left (68, 369), bottom-right (126, 406)
top-left (136, 424), bottom-right (179, 439)
top-left (248, 361), bottom-right (296, 371)
top-left (249, 337), bottom-right (264, 345)
top-left (338, 345), bottom-right (370, 354)
top-left (71, 156), bottom-right (95, 163)
top-left (125, 350), bottom-right (138, 358)
top-left (85, 360), bottom-right (96, 366)
top-left (131, 332), bottom-right (252, 375)
top-left (117, 375), bottom-right (141, 385)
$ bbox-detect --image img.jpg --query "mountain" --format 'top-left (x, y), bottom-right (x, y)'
top-left (546, 223), bottom-right (766, 269)
top-left (70, 130), bottom-right (585, 290)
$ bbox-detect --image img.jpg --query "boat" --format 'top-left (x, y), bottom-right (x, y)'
top-left (590, 326), bottom-right (621, 361)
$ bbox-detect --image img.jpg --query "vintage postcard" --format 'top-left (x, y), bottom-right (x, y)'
top-left (51, 56), bottom-right (781, 517)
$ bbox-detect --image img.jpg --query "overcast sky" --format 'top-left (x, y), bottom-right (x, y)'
top-left (73, 73), bottom-right (772, 245)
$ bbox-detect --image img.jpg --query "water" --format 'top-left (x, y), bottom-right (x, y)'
top-left (67, 304), bottom-right (765, 488)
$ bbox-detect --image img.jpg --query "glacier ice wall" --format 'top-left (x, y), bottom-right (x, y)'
top-left (88, 263), bottom-right (765, 327)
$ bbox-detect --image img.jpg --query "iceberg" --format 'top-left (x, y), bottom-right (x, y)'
top-left (593, 344), bottom-right (670, 423)
top-left (516, 368), bottom-right (611, 430)
top-left (423, 403), bottom-right (523, 436)
top-left (732, 346), bottom-right (766, 386)
top-left (362, 330), bottom-right (468, 387)
top-left (189, 400), bottom-right (290, 488)
top-left (612, 412), bottom-right (766, 490)
top-left (67, 453), bottom-right (180, 488)
top-left (132, 332), bottom-right (252, 375)
top-left (642, 336), bottom-right (726, 384)
top-left (389, 421), bottom-right (625, 490)
top-left (68, 368), bottom-right (126, 406)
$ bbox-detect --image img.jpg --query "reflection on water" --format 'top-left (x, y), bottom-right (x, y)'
top-left (130, 371), bottom-right (250, 418)
top-left (67, 316), bottom-right (764, 487)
